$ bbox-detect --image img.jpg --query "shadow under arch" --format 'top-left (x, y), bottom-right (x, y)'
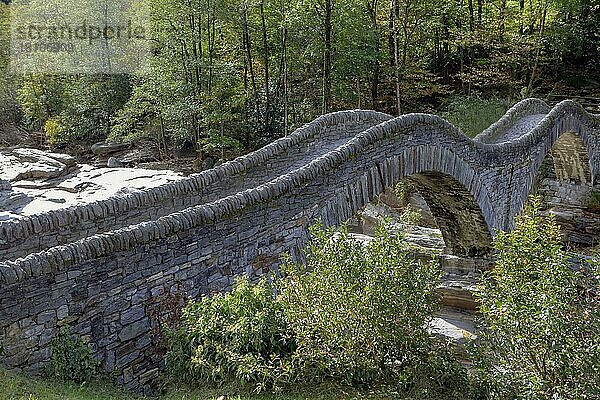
top-left (404, 171), bottom-right (493, 257)
top-left (547, 130), bottom-right (593, 185)
top-left (531, 130), bottom-right (598, 247)
top-left (324, 144), bottom-right (497, 258)
top-left (532, 129), bottom-right (595, 204)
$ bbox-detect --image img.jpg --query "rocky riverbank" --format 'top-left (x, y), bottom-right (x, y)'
top-left (0, 148), bottom-right (183, 221)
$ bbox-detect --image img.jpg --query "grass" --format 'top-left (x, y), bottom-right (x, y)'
top-left (441, 96), bottom-right (512, 138)
top-left (0, 368), bottom-right (449, 400)
top-left (165, 383), bottom-right (412, 400)
top-left (0, 367), bottom-right (139, 400)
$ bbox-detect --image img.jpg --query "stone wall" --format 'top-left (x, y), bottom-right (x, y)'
top-left (0, 110), bottom-right (392, 262)
top-left (474, 98), bottom-right (551, 144)
top-left (0, 99), bottom-right (599, 393)
top-left (534, 152), bottom-right (600, 247)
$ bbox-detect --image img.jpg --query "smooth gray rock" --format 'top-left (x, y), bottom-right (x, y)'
top-left (201, 156), bottom-right (216, 171)
top-left (107, 157), bottom-right (124, 168)
top-left (91, 142), bottom-right (130, 155)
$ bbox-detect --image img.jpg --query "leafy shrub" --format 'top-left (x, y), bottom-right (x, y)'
top-left (43, 116), bottom-right (67, 146)
top-left (165, 277), bottom-right (294, 392)
top-left (407, 342), bottom-right (474, 400)
top-left (441, 96), bottom-right (511, 138)
top-left (276, 223), bottom-right (442, 384)
top-left (47, 326), bottom-right (104, 385)
top-left (394, 180), bottom-right (417, 207)
top-left (587, 190), bottom-right (600, 212)
top-left (166, 222), bottom-right (446, 392)
top-left (471, 198), bottom-right (600, 399)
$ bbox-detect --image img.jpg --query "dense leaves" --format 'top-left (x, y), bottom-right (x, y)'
top-left (471, 198), bottom-right (600, 399)
top-left (276, 223), bottom-right (441, 384)
top-left (166, 223), bottom-right (443, 392)
top-left (0, 0), bottom-right (598, 156)
top-left (48, 326), bottom-right (106, 385)
top-left (161, 202), bottom-right (600, 398)
top-left (165, 278), bottom-right (294, 391)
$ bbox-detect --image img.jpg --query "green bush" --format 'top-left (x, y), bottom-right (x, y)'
top-left (276, 223), bottom-right (442, 385)
top-left (43, 116), bottom-right (68, 146)
top-left (166, 223), bottom-right (446, 393)
top-left (47, 326), bottom-right (105, 385)
top-left (471, 198), bottom-right (600, 399)
top-left (165, 277), bottom-right (294, 392)
top-left (587, 190), bottom-right (600, 212)
top-left (394, 180), bottom-right (416, 206)
top-left (441, 96), bottom-right (511, 138)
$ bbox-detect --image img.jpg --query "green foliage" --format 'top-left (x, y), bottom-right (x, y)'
top-left (17, 75), bottom-right (130, 145)
top-left (587, 190), bottom-right (600, 212)
top-left (471, 198), bottom-right (600, 399)
top-left (276, 223), bottom-right (442, 385)
top-left (17, 76), bottom-right (65, 132)
top-left (0, 4), bottom-right (20, 128)
top-left (442, 96), bottom-right (511, 138)
top-left (165, 277), bottom-right (294, 392)
top-left (166, 222), bottom-right (449, 393)
top-left (199, 133), bottom-right (244, 160)
top-left (59, 76), bottom-right (131, 144)
top-left (405, 342), bottom-right (473, 400)
top-left (399, 205), bottom-right (422, 226)
top-left (1, 367), bottom-right (139, 400)
top-left (547, 1), bottom-right (600, 69)
top-left (43, 116), bottom-right (67, 146)
top-left (394, 181), bottom-right (415, 206)
top-left (0, 366), bottom-right (469, 400)
top-left (48, 326), bottom-right (105, 385)
top-left (2, 0), bottom-right (599, 151)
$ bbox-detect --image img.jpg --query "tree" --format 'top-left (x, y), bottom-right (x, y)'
top-left (472, 198), bottom-right (600, 399)
top-left (277, 223), bottom-right (441, 383)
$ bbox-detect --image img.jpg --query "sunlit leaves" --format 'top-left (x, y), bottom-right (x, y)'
top-left (472, 197), bottom-right (600, 399)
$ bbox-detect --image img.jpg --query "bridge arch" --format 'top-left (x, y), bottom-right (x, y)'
top-left (496, 100), bottom-right (600, 231)
top-left (319, 141), bottom-right (495, 257)
top-left (547, 130), bottom-right (593, 185)
top-left (404, 171), bottom-right (493, 257)
top-left (527, 101), bottom-right (599, 186)
top-left (530, 129), bottom-right (594, 206)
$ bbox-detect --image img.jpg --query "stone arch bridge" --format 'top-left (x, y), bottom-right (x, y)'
top-left (0, 99), bottom-right (599, 392)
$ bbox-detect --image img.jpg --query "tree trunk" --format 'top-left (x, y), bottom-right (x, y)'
top-left (468, 0), bottom-right (474, 32)
top-left (400, 1), bottom-right (410, 66)
top-left (357, 78), bottom-right (361, 108)
top-left (499, 0), bottom-right (506, 38)
top-left (391, 0), bottom-right (401, 115)
top-left (456, 0), bottom-right (464, 88)
top-left (207, 3), bottom-right (216, 95)
top-left (580, 0), bottom-right (590, 22)
top-left (529, 0), bottom-right (535, 32)
top-left (281, 5), bottom-right (289, 135)
top-left (519, 0), bottom-right (525, 34)
top-left (441, 13), bottom-right (450, 80)
top-left (526, 0), bottom-right (548, 95)
top-left (322, 0), bottom-right (333, 114)
top-left (260, 0), bottom-right (270, 131)
top-left (187, 0), bottom-right (201, 94)
top-left (367, 0), bottom-right (380, 109)
top-left (242, 9), bottom-right (259, 108)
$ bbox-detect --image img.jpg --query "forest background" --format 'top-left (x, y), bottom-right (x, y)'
top-left (0, 0), bottom-right (598, 162)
